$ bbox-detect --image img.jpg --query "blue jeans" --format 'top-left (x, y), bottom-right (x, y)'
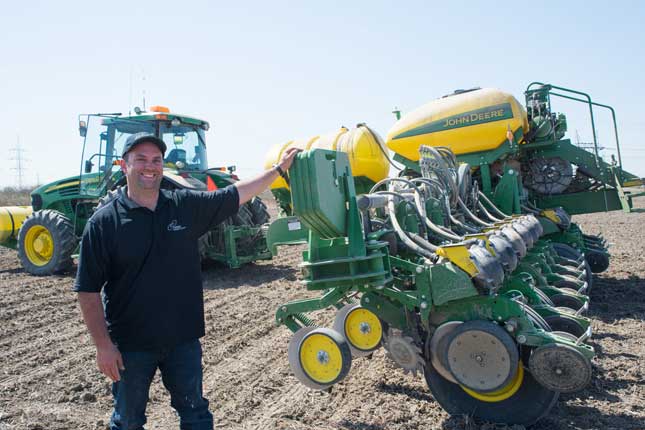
top-left (109, 339), bottom-right (213, 430)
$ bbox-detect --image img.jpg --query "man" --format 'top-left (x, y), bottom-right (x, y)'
top-left (74, 132), bottom-right (299, 430)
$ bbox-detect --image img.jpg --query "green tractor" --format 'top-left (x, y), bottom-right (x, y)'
top-left (0, 105), bottom-right (271, 275)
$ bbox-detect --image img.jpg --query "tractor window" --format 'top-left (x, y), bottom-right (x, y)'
top-left (112, 122), bottom-right (155, 159)
top-left (160, 125), bottom-right (207, 171)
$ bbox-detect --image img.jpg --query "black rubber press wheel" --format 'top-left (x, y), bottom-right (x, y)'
top-left (423, 320), bottom-right (559, 426)
top-left (586, 250), bottom-right (610, 274)
top-left (424, 358), bottom-right (558, 426)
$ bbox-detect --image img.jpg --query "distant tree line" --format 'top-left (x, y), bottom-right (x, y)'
top-left (0, 186), bottom-right (34, 206)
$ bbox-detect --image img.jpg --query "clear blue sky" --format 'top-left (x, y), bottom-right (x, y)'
top-left (1, 0), bottom-right (644, 187)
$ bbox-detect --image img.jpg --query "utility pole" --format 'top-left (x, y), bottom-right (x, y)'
top-left (9, 135), bottom-right (28, 189)
top-left (575, 129), bottom-right (604, 153)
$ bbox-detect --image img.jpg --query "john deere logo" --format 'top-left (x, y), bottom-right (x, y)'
top-left (393, 103), bottom-right (514, 139)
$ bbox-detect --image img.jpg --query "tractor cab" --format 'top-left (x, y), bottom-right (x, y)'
top-left (78, 106), bottom-right (211, 196)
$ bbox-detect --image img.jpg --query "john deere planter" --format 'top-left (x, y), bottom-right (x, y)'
top-left (0, 106), bottom-right (271, 275)
top-left (275, 148), bottom-right (594, 426)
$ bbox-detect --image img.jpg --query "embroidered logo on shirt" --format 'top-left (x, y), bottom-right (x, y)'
top-left (167, 220), bottom-right (187, 232)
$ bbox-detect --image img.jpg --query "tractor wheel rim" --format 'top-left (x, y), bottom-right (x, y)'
top-left (299, 333), bottom-right (344, 384)
top-left (24, 225), bottom-right (53, 266)
top-left (345, 308), bottom-right (382, 351)
top-left (461, 362), bottom-right (524, 402)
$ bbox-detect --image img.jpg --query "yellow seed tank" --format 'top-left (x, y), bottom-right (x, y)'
top-left (264, 125), bottom-right (389, 191)
top-left (0, 206), bottom-right (33, 244)
top-left (386, 88), bottom-right (529, 161)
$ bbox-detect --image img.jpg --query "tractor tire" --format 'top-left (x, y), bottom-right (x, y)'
top-left (198, 231), bottom-right (215, 262)
top-left (206, 203), bottom-right (267, 261)
top-left (248, 196), bottom-right (270, 225)
top-left (18, 210), bottom-right (76, 276)
top-left (234, 204), bottom-right (261, 252)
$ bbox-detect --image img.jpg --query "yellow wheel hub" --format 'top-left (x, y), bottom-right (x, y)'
top-left (24, 225), bottom-right (54, 266)
top-left (461, 362), bottom-right (525, 402)
top-left (344, 308), bottom-right (382, 351)
top-left (299, 333), bottom-right (344, 384)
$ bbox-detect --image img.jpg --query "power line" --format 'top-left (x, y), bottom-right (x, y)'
top-left (9, 135), bottom-right (28, 189)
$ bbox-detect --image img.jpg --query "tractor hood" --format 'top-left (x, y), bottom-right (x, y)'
top-left (32, 175), bottom-right (82, 198)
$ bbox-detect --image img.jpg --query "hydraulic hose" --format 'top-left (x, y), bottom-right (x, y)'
top-left (411, 178), bottom-right (444, 200)
top-left (410, 177), bottom-right (474, 236)
top-left (458, 197), bottom-right (493, 227)
top-left (521, 204), bottom-right (541, 215)
top-left (409, 232), bottom-right (439, 252)
top-left (374, 191), bottom-right (428, 239)
top-left (412, 177), bottom-right (479, 234)
top-left (419, 146), bottom-right (459, 207)
top-left (423, 208), bottom-right (464, 241)
top-left (370, 177), bottom-right (428, 219)
top-left (448, 212), bottom-right (480, 233)
top-left (477, 201), bottom-right (504, 223)
top-left (478, 191), bottom-right (511, 219)
top-left (371, 178), bottom-right (458, 243)
top-left (383, 193), bottom-right (437, 259)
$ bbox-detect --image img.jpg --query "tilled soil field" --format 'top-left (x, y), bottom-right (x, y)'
top-left (0, 197), bottom-right (643, 430)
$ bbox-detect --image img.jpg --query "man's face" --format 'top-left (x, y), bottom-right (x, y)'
top-left (121, 142), bottom-right (164, 191)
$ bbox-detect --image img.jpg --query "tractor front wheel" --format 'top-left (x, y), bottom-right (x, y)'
top-left (18, 210), bottom-right (76, 276)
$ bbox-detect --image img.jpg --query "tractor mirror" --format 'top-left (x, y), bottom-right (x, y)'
top-left (79, 120), bottom-right (87, 137)
top-left (84, 159), bottom-right (94, 173)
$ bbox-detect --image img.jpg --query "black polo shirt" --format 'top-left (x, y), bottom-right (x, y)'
top-left (74, 185), bottom-right (239, 351)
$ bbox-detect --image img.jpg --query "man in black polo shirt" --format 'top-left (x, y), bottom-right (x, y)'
top-left (75, 133), bottom-right (299, 430)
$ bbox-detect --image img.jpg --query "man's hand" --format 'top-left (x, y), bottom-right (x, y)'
top-left (96, 342), bottom-right (125, 382)
top-left (235, 147), bottom-right (302, 206)
top-left (77, 292), bottom-right (125, 382)
top-left (277, 147), bottom-right (301, 172)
